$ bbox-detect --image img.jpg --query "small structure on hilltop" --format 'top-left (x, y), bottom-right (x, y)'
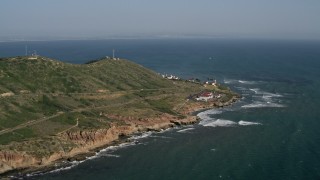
top-left (112, 49), bottom-right (120, 60)
top-left (188, 78), bottom-right (201, 84)
top-left (106, 49), bottom-right (120, 60)
top-left (204, 79), bottom-right (217, 87)
top-left (28, 50), bottom-right (38, 60)
top-left (162, 74), bottom-right (180, 80)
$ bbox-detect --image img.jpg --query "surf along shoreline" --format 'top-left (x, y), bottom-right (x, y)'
top-left (2, 94), bottom-right (240, 178)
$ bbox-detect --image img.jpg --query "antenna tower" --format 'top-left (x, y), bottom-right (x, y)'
top-left (25, 45), bottom-right (28, 56)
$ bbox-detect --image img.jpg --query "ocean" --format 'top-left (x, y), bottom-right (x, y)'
top-left (1, 39), bottom-right (320, 179)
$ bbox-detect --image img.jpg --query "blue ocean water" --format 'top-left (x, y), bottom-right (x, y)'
top-left (1, 39), bottom-right (320, 180)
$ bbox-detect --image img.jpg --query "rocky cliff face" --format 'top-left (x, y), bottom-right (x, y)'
top-left (0, 113), bottom-right (199, 175)
top-left (65, 125), bottom-right (137, 145)
top-left (0, 125), bottom-right (134, 174)
top-left (63, 114), bottom-right (198, 146)
top-left (0, 151), bottom-right (37, 174)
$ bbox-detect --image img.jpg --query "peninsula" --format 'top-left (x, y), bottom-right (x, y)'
top-left (0, 56), bottom-right (239, 176)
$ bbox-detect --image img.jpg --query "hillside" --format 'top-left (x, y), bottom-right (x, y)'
top-left (0, 56), bottom-right (172, 93)
top-left (0, 56), bottom-right (179, 133)
top-left (0, 56), bottom-right (239, 175)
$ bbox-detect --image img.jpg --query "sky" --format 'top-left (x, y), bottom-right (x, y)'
top-left (1, 0), bottom-right (320, 40)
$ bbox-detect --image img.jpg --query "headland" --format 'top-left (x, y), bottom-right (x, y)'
top-left (0, 56), bottom-right (239, 176)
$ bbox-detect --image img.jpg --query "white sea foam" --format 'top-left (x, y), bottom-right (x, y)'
top-left (249, 88), bottom-right (260, 94)
top-left (177, 127), bottom-right (195, 133)
top-left (238, 80), bottom-right (256, 84)
top-left (197, 108), bottom-right (239, 127)
top-left (262, 93), bottom-right (283, 99)
top-left (128, 131), bottom-right (153, 140)
top-left (238, 120), bottom-right (262, 126)
top-left (24, 160), bottom-right (85, 177)
top-left (99, 154), bottom-right (121, 158)
top-left (224, 79), bottom-right (236, 84)
top-left (156, 127), bottom-right (175, 133)
top-left (199, 119), bottom-right (237, 127)
top-left (150, 135), bottom-right (173, 139)
top-left (224, 79), bottom-right (257, 85)
top-left (250, 88), bottom-right (283, 97)
top-left (82, 141), bottom-right (140, 163)
top-left (197, 109), bottom-right (223, 121)
top-left (99, 141), bottom-right (137, 153)
top-left (242, 102), bottom-right (285, 108)
top-left (247, 87), bottom-right (286, 108)
top-left (22, 132), bottom-right (155, 177)
top-left (45, 160), bottom-right (86, 174)
top-left (200, 119), bottom-right (262, 127)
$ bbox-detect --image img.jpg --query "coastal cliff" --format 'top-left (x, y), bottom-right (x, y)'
top-left (0, 56), bottom-right (239, 176)
top-left (0, 114), bottom-right (200, 174)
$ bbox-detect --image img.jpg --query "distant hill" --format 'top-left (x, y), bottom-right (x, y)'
top-left (0, 56), bottom-right (171, 93)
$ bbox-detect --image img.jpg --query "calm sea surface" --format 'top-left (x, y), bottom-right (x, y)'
top-left (1, 39), bottom-right (320, 180)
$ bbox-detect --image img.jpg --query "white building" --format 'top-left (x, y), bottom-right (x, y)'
top-left (196, 92), bottom-right (214, 102)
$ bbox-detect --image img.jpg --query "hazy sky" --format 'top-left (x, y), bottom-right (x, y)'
top-left (1, 0), bottom-right (320, 40)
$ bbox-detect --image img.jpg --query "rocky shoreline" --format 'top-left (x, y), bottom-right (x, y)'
top-left (0, 96), bottom-right (240, 178)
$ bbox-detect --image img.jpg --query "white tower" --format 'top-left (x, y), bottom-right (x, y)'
top-left (112, 49), bottom-right (115, 60)
top-left (25, 45), bottom-right (28, 56)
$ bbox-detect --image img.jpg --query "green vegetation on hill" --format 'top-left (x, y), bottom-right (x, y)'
top-left (0, 56), bottom-right (237, 155)
top-left (0, 56), bottom-right (171, 94)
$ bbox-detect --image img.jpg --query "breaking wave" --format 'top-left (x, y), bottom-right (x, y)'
top-left (238, 121), bottom-right (262, 126)
top-left (98, 142), bottom-right (137, 154)
top-left (224, 79), bottom-right (258, 85)
top-left (242, 101), bottom-right (286, 108)
top-left (198, 118), bottom-right (262, 127)
top-left (250, 88), bottom-right (283, 97)
top-left (25, 159), bottom-right (87, 177)
top-left (150, 135), bottom-right (173, 139)
top-left (197, 109), bottom-right (223, 121)
top-left (177, 127), bottom-right (195, 133)
top-left (47, 160), bottom-right (85, 174)
top-left (197, 102), bottom-right (263, 128)
top-left (199, 119), bottom-right (237, 127)
top-left (197, 108), bottom-right (236, 127)
top-left (128, 132), bottom-right (153, 140)
top-left (238, 80), bottom-right (256, 84)
top-left (98, 154), bottom-right (121, 158)
top-left (243, 87), bottom-right (286, 109)
top-left (25, 140), bottom-right (140, 177)
top-left (223, 79), bottom-right (236, 84)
